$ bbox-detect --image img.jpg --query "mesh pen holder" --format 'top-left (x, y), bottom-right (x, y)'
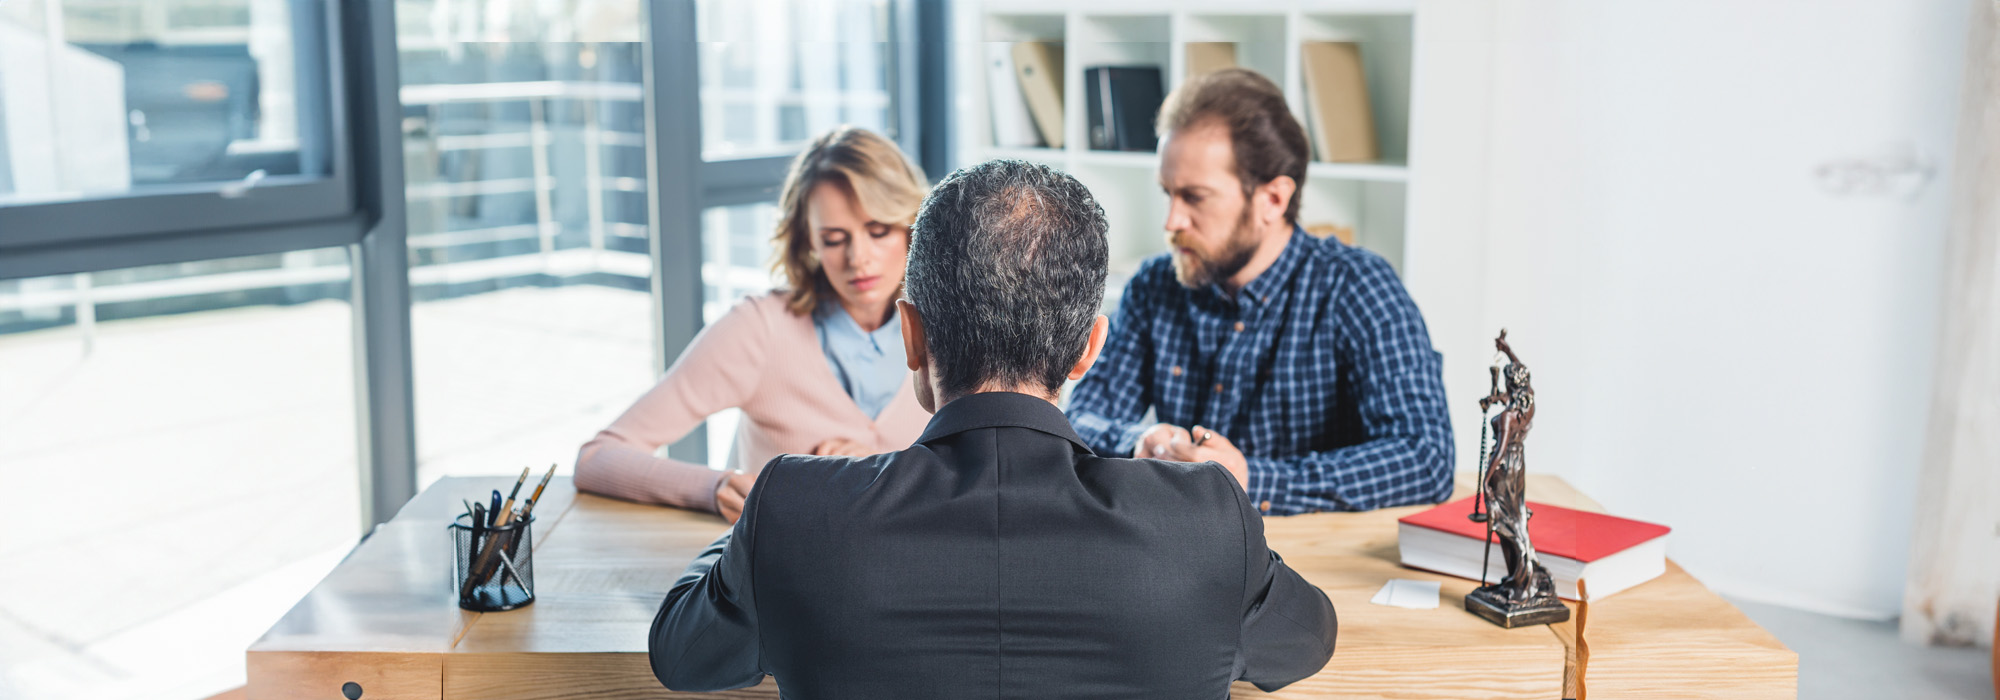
top-left (449, 513), bottom-right (535, 612)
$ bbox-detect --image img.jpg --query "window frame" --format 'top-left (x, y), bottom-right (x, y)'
top-left (0, 0), bottom-right (361, 279)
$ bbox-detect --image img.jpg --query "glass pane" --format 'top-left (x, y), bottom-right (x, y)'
top-left (697, 0), bottom-right (895, 159)
top-left (394, 0), bottom-right (660, 487)
top-left (0, 248), bottom-right (360, 700)
top-left (702, 202), bottom-right (781, 323)
top-left (0, 0), bottom-right (319, 205)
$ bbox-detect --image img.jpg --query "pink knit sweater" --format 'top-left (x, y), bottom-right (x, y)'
top-left (574, 291), bottom-right (929, 512)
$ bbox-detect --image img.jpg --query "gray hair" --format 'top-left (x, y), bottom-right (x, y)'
top-left (903, 160), bottom-right (1109, 398)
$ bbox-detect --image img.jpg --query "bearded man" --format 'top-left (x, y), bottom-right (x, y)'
top-left (1066, 68), bottom-right (1454, 515)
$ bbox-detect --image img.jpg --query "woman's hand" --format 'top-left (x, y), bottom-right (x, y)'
top-left (715, 471), bottom-right (757, 524)
top-left (811, 437), bottom-right (874, 457)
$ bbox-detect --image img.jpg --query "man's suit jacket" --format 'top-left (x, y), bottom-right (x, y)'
top-left (649, 391), bottom-right (1336, 699)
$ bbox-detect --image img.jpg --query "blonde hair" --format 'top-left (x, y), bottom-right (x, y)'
top-left (772, 127), bottom-right (929, 317)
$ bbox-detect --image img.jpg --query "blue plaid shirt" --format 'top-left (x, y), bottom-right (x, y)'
top-left (1067, 228), bottom-right (1454, 515)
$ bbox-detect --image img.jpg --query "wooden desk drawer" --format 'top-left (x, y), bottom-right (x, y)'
top-left (248, 651), bottom-right (442, 700)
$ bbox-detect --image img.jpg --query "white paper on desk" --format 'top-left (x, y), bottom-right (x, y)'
top-left (1369, 579), bottom-right (1441, 609)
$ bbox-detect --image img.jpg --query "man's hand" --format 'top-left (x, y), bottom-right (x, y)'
top-left (715, 471), bottom-right (757, 524)
top-left (1133, 423), bottom-right (1193, 458)
top-left (811, 437), bottom-right (874, 457)
top-left (1163, 425), bottom-right (1250, 491)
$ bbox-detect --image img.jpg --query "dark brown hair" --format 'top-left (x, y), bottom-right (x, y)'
top-left (1155, 68), bottom-right (1309, 224)
top-left (772, 127), bottom-right (929, 316)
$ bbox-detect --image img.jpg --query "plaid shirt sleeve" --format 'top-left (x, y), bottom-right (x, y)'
top-left (1066, 264), bottom-right (1160, 457)
top-left (1245, 254), bottom-right (1455, 513)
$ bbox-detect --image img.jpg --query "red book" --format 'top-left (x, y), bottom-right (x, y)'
top-left (1397, 497), bottom-right (1671, 601)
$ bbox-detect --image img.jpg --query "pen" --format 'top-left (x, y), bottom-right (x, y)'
top-left (461, 502), bottom-right (493, 599)
top-left (469, 502), bottom-right (487, 561)
top-left (488, 490), bottom-right (502, 526)
top-left (515, 464), bottom-right (557, 523)
top-left (495, 467), bottom-right (530, 526)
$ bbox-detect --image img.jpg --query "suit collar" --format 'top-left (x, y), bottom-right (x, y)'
top-left (916, 391), bottom-right (1093, 454)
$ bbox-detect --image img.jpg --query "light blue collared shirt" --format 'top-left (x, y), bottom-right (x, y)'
top-left (812, 299), bottom-right (906, 420)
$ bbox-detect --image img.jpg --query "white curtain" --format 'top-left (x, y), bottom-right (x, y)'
top-left (1902, 0), bottom-right (2000, 648)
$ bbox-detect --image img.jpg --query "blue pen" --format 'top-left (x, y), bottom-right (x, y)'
top-left (488, 490), bottom-right (502, 526)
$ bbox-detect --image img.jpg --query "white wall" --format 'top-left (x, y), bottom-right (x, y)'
top-left (1459, 0), bottom-right (1971, 619)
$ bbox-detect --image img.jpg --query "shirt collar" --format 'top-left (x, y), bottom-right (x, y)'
top-left (1227, 224), bottom-right (1309, 308)
top-left (915, 391), bottom-right (1093, 454)
top-left (815, 298), bottom-right (901, 349)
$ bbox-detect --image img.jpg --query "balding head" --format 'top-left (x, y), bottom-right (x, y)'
top-left (902, 160), bottom-right (1109, 400)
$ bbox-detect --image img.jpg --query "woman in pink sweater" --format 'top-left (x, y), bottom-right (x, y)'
top-left (576, 127), bottom-right (931, 522)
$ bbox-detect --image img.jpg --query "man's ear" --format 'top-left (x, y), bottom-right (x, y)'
top-left (1259, 175), bottom-right (1296, 227)
top-left (1067, 315), bottom-right (1111, 381)
top-left (898, 299), bottom-right (926, 372)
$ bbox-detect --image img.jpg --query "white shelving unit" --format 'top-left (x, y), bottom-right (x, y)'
top-left (955, 0), bottom-right (1502, 473)
top-left (953, 0), bottom-right (1421, 291)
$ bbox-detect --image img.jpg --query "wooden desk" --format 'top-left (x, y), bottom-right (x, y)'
top-left (249, 475), bottom-right (1794, 699)
top-left (1519, 478), bottom-right (1795, 699)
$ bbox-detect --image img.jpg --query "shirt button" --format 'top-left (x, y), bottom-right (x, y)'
top-left (1213, 383), bottom-right (1225, 394)
top-left (1170, 365), bottom-right (1182, 377)
top-left (1259, 500), bottom-right (1272, 513)
top-left (1233, 321), bottom-right (1245, 332)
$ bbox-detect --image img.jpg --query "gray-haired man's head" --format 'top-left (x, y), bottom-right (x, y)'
top-left (897, 160), bottom-right (1110, 408)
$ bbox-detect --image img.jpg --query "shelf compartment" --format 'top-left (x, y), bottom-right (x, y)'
top-left (1297, 13), bottom-right (1414, 165)
top-left (1297, 177), bottom-right (1406, 272)
top-left (1072, 14), bottom-right (1172, 154)
top-left (1179, 14), bottom-right (1289, 90)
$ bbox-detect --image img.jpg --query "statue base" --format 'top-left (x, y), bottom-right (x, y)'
top-left (1465, 584), bottom-right (1570, 629)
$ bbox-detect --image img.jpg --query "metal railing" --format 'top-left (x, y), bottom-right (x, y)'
top-left (0, 79), bottom-right (710, 339)
top-left (401, 80), bottom-right (649, 276)
top-left (1, 77), bottom-right (799, 341)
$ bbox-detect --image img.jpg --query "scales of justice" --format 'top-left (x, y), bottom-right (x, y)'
top-left (1464, 330), bottom-right (1570, 628)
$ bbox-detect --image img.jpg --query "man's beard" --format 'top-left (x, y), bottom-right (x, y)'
top-left (1170, 206), bottom-right (1260, 289)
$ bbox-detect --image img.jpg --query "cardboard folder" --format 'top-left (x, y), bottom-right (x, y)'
top-left (1300, 41), bottom-right (1378, 163)
top-left (1012, 42), bottom-right (1066, 149)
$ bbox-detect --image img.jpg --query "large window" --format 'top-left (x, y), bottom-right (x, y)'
top-left (393, 0), bottom-right (662, 486)
top-left (0, 2), bottom-right (378, 698)
top-left (0, 250), bottom-right (361, 700)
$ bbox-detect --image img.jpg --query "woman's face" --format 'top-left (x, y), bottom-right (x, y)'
top-left (806, 181), bottom-right (909, 317)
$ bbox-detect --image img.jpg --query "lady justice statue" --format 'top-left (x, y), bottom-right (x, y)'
top-left (1465, 330), bottom-right (1570, 628)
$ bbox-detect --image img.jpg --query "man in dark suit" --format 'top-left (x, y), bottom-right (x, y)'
top-left (648, 159), bottom-right (1336, 698)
